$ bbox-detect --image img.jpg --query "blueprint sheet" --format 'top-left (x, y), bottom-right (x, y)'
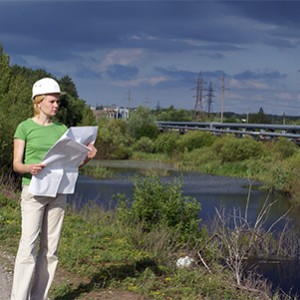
top-left (28, 126), bottom-right (98, 197)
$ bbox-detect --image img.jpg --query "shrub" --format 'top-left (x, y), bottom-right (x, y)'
top-left (267, 137), bottom-right (298, 160)
top-left (116, 174), bottom-right (201, 242)
top-left (177, 147), bottom-right (220, 172)
top-left (154, 132), bottom-right (182, 155)
top-left (213, 135), bottom-right (264, 162)
top-left (110, 145), bottom-right (132, 159)
top-left (264, 152), bottom-right (300, 204)
top-left (95, 118), bottom-right (132, 159)
top-left (133, 137), bottom-right (155, 153)
top-left (178, 131), bottom-right (217, 151)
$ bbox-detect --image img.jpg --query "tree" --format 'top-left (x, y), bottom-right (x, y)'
top-left (95, 117), bottom-right (131, 159)
top-left (248, 107), bottom-right (270, 124)
top-left (127, 106), bottom-right (159, 140)
top-left (0, 46), bottom-right (11, 97)
top-left (59, 75), bottom-right (79, 98)
top-left (79, 106), bottom-right (97, 126)
top-left (55, 95), bottom-right (86, 127)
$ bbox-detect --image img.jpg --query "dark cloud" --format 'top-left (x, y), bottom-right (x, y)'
top-left (226, 1), bottom-right (300, 25)
top-left (155, 67), bottom-right (224, 83)
top-left (155, 66), bottom-right (197, 84)
top-left (74, 67), bottom-right (102, 80)
top-left (1, 0), bottom-right (300, 61)
top-left (234, 70), bottom-right (286, 80)
top-left (198, 52), bottom-right (224, 60)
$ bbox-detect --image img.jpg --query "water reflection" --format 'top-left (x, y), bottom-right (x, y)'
top-left (247, 259), bottom-right (300, 297)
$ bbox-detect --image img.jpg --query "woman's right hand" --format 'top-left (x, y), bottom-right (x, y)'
top-left (28, 163), bottom-right (46, 175)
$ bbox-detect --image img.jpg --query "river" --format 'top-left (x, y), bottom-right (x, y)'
top-left (68, 161), bottom-right (300, 297)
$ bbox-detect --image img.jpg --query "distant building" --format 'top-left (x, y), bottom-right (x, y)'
top-left (118, 107), bottom-right (129, 119)
top-left (92, 106), bottom-right (129, 120)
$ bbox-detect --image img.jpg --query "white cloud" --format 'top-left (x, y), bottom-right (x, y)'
top-left (229, 78), bottom-right (270, 90)
top-left (277, 92), bottom-right (294, 101)
top-left (112, 76), bottom-right (167, 87)
top-left (101, 48), bottom-right (145, 71)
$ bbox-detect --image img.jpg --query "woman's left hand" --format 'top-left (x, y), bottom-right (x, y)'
top-left (87, 143), bottom-right (97, 159)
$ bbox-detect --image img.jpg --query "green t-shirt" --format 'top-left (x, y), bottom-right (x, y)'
top-left (14, 118), bottom-right (68, 186)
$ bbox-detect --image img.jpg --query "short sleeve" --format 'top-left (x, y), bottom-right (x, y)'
top-left (14, 122), bottom-right (27, 141)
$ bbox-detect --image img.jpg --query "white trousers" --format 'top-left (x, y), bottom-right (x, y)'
top-left (11, 186), bottom-right (67, 300)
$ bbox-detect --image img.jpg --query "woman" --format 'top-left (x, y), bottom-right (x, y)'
top-left (11, 77), bottom-right (97, 300)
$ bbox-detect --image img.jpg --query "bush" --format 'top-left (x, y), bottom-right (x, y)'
top-left (110, 145), bottom-right (132, 159)
top-left (133, 137), bottom-right (155, 153)
top-left (213, 135), bottom-right (264, 162)
top-left (154, 132), bottom-right (182, 155)
top-left (116, 174), bottom-right (201, 242)
top-left (127, 106), bottom-right (159, 140)
top-left (263, 152), bottom-right (300, 204)
top-left (267, 138), bottom-right (298, 160)
top-left (95, 118), bottom-right (132, 159)
top-left (177, 147), bottom-right (220, 172)
top-left (177, 131), bottom-right (217, 151)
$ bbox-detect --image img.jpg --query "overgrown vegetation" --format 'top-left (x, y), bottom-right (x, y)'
top-left (1, 176), bottom-right (297, 299)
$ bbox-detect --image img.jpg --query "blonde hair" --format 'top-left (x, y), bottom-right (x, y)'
top-left (33, 95), bottom-right (45, 116)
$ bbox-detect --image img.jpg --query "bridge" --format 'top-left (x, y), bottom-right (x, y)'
top-left (156, 121), bottom-right (300, 143)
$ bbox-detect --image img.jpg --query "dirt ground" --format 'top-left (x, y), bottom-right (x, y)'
top-left (76, 290), bottom-right (149, 300)
top-left (0, 251), bottom-right (149, 300)
top-left (0, 250), bottom-right (14, 299)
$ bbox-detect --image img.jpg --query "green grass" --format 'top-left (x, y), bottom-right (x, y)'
top-left (79, 165), bottom-right (115, 179)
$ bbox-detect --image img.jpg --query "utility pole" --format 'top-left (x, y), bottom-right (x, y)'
top-left (207, 81), bottom-right (214, 115)
top-left (221, 72), bottom-right (225, 123)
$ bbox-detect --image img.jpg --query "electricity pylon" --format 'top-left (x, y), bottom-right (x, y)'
top-left (193, 72), bottom-right (205, 120)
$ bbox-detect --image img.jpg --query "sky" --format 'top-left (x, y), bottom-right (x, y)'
top-left (1, 0), bottom-right (300, 116)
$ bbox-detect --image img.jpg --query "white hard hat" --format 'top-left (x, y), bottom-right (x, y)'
top-left (32, 77), bottom-right (62, 100)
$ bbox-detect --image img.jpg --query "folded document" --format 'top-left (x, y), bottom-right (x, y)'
top-left (28, 126), bottom-right (98, 197)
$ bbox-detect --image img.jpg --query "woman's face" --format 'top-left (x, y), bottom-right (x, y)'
top-left (39, 94), bottom-right (60, 117)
